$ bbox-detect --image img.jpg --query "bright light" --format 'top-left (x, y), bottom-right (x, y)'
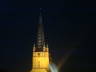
top-left (49, 63), bottom-right (58, 72)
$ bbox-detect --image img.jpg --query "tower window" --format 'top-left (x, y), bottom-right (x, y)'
top-left (38, 53), bottom-right (40, 56)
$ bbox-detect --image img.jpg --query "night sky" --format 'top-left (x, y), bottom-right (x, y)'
top-left (0, 0), bottom-right (96, 72)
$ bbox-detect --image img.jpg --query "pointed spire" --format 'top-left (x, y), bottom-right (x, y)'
top-left (43, 42), bottom-right (46, 51)
top-left (46, 44), bottom-right (48, 48)
top-left (46, 44), bottom-right (49, 52)
top-left (33, 44), bottom-right (35, 52)
top-left (36, 8), bottom-right (45, 52)
top-left (39, 8), bottom-right (42, 24)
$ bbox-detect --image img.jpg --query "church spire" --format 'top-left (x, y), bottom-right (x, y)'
top-left (39, 8), bottom-right (42, 25)
top-left (32, 8), bottom-right (49, 72)
top-left (36, 8), bottom-right (45, 51)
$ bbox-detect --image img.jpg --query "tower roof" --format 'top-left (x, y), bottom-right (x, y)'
top-left (35, 8), bottom-right (45, 51)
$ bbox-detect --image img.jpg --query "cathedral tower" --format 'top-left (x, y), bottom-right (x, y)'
top-left (31, 9), bottom-right (50, 72)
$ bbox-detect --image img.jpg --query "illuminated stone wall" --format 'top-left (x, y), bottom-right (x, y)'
top-left (31, 48), bottom-right (49, 72)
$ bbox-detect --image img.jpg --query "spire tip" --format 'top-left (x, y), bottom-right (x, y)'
top-left (40, 8), bottom-right (42, 10)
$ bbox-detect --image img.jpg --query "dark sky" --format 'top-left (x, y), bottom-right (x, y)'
top-left (0, 0), bottom-right (96, 72)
